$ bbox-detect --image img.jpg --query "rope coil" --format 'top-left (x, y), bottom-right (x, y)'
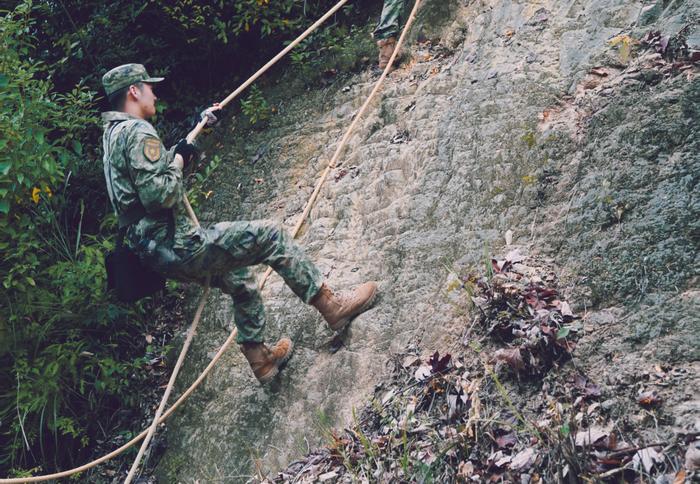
top-left (1, 0), bottom-right (422, 481)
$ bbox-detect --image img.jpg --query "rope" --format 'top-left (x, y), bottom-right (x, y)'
top-left (124, 279), bottom-right (210, 483)
top-left (0, 0), bottom-right (422, 481)
top-left (186, 0), bottom-right (350, 144)
top-left (260, 0), bottom-right (423, 288)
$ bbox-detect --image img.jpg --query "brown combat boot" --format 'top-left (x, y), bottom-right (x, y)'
top-left (377, 37), bottom-right (398, 70)
top-left (240, 338), bottom-right (294, 383)
top-left (311, 282), bottom-right (378, 331)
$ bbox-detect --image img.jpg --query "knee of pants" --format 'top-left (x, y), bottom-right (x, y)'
top-left (210, 220), bottom-right (286, 262)
top-left (254, 222), bottom-right (287, 256)
top-left (213, 270), bottom-right (258, 299)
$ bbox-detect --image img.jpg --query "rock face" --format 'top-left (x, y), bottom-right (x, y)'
top-left (157, 1), bottom-right (699, 480)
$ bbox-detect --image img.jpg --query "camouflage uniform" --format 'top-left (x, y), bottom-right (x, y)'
top-left (101, 65), bottom-right (323, 344)
top-left (374, 0), bottom-right (408, 40)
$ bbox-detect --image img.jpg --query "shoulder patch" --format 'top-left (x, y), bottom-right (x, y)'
top-left (143, 137), bottom-right (161, 162)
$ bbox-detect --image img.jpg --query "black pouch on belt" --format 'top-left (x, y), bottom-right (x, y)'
top-left (106, 227), bottom-right (165, 303)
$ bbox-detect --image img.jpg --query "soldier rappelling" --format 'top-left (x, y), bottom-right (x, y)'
top-left (100, 63), bottom-right (377, 384)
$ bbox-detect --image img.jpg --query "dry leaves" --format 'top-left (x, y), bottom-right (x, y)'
top-left (471, 251), bottom-right (580, 376)
top-left (637, 389), bottom-right (663, 407)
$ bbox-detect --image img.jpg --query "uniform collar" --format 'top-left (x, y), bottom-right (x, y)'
top-left (101, 111), bottom-right (141, 124)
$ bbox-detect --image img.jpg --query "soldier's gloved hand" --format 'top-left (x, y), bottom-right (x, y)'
top-left (174, 139), bottom-right (198, 169)
top-left (200, 103), bottom-right (222, 127)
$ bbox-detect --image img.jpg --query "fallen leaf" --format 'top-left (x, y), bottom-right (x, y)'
top-left (585, 383), bottom-right (602, 398)
top-left (572, 374), bottom-right (602, 399)
top-left (381, 389), bottom-right (395, 405)
top-left (560, 301), bottom-right (574, 317)
top-left (496, 432), bottom-right (517, 449)
top-left (489, 450), bottom-right (512, 467)
top-left (447, 394), bottom-right (459, 420)
top-left (319, 471), bottom-right (338, 482)
top-left (637, 390), bottom-right (662, 407)
top-left (429, 351), bottom-right (451, 373)
top-left (575, 427), bottom-right (608, 447)
top-left (402, 355), bottom-right (421, 368)
top-left (633, 446), bottom-right (663, 473)
top-left (505, 229), bottom-right (513, 246)
top-left (673, 469), bottom-right (687, 484)
top-left (505, 249), bottom-right (524, 264)
top-left (494, 348), bottom-right (526, 371)
top-left (685, 441), bottom-right (700, 470)
top-left (510, 447), bottom-right (537, 470)
top-left (457, 461), bottom-right (475, 478)
top-left (414, 364), bottom-right (432, 382)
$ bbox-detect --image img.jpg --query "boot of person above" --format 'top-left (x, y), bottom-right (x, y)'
top-left (240, 338), bottom-right (294, 383)
top-left (311, 282), bottom-right (378, 331)
top-left (377, 37), bottom-right (398, 70)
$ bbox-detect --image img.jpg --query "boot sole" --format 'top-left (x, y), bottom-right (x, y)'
top-left (329, 286), bottom-right (378, 332)
top-left (258, 340), bottom-right (294, 384)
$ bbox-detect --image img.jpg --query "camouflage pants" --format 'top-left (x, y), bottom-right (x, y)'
top-left (168, 221), bottom-right (323, 344)
top-left (374, 0), bottom-right (408, 40)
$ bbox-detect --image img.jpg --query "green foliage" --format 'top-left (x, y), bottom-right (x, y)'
top-left (162, 0), bottom-right (309, 43)
top-left (187, 154), bottom-right (223, 208)
top-left (288, 23), bottom-right (375, 83)
top-left (240, 85), bottom-right (271, 126)
top-left (0, 2), bottom-right (153, 473)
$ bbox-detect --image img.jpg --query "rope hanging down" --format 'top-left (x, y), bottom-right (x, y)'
top-left (260, 0), bottom-right (423, 287)
top-left (0, 0), bottom-right (422, 481)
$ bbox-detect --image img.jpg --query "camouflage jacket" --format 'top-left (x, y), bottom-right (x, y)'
top-left (101, 111), bottom-right (201, 254)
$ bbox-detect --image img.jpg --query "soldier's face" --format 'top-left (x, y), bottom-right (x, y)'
top-left (134, 83), bottom-right (157, 118)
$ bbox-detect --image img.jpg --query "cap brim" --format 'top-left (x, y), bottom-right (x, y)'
top-left (143, 77), bottom-right (165, 83)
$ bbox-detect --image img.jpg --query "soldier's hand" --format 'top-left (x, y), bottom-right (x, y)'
top-left (200, 103), bottom-right (222, 127)
top-left (174, 138), bottom-right (198, 169)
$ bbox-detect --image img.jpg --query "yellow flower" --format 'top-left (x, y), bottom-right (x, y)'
top-left (31, 187), bottom-right (41, 204)
top-left (44, 186), bottom-right (52, 198)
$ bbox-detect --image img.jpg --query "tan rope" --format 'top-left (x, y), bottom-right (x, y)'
top-left (124, 279), bottom-right (210, 483)
top-left (260, 0), bottom-right (423, 289)
top-left (0, 325), bottom-right (239, 484)
top-left (186, 0), bottom-right (350, 144)
top-left (0, 0), bottom-right (422, 481)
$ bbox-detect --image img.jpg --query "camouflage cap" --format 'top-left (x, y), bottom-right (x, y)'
top-left (102, 63), bottom-right (164, 96)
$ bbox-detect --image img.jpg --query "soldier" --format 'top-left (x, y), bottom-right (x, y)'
top-left (374, 0), bottom-right (408, 69)
top-left (101, 64), bottom-right (377, 383)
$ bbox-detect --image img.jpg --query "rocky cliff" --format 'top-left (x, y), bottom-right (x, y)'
top-left (156, 1), bottom-right (699, 481)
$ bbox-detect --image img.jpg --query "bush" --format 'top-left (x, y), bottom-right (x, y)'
top-left (241, 84), bottom-right (271, 126)
top-left (0, 2), bottom-right (149, 473)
